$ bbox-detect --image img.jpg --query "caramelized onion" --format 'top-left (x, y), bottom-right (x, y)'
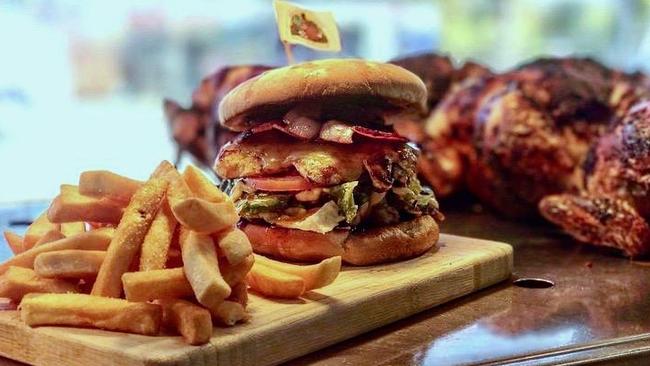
top-left (283, 107), bottom-right (321, 140)
top-left (319, 120), bottom-right (354, 144)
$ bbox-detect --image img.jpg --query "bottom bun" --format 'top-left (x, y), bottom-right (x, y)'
top-left (241, 223), bottom-right (347, 262)
top-left (342, 215), bottom-right (439, 265)
top-left (241, 215), bottom-right (439, 265)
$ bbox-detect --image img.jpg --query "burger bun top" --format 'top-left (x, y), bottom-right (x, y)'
top-left (218, 58), bottom-right (428, 131)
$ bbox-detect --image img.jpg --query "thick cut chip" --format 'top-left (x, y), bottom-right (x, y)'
top-left (92, 178), bottom-right (168, 298)
top-left (246, 262), bottom-right (305, 298)
top-left (215, 228), bottom-right (252, 266)
top-left (159, 299), bottom-right (212, 345)
top-left (3, 231), bottom-right (24, 255)
top-left (254, 254), bottom-right (341, 291)
top-left (182, 165), bottom-right (228, 203)
top-left (220, 254), bottom-right (254, 287)
top-left (122, 268), bottom-right (193, 302)
top-left (33, 229), bottom-right (65, 247)
top-left (0, 229), bottom-right (114, 274)
top-left (211, 300), bottom-right (248, 326)
top-left (20, 293), bottom-right (162, 336)
top-left (34, 250), bottom-right (105, 279)
top-left (139, 199), bottom-right (177, 271)
top-left (60, 222), bottom-right (86, 237)
top-left (227, 281), bottom-right (249, 307)
top-left (172, 198), bottom-right (238, 234)
top-left (79, 170), bottom-right (143, 203)
top-left (48, 185), bottom-right (124, 224)
top-left (24, 212), bottom-right (60, 250)
top-left (181, 230), bottom-right (231, 312)
top-left (0, 266), bottom-right (77, 301)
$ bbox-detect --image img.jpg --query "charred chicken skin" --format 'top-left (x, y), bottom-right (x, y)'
top-left (540, 101), bottom-right (650, 257)
top-left (390, 54), bottom-right (492, 195)
top-left (425, 56), bottom-right (650, 256)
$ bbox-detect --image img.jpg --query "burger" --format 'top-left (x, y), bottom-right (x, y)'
top-left (213, 59), bottom-right (444, 265)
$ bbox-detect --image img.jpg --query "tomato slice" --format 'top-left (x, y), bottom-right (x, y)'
top-left (244, 175), bottom-right (313, 192)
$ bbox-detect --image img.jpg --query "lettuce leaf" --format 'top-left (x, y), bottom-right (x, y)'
top-left (391, 186), bottom-right (439, 216)
top-left (330, 181), bottom-right (359, 224)
top-left (274, 201), bottom-right (344, 233)
top-left (236, 195), bottom-right (288, 218)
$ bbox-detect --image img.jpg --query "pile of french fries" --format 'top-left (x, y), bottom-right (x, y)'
top-left (1, 161), bottom-right (342, 345)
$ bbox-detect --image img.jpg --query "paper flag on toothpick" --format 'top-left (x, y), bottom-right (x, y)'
top-left (273, 0), bottom-right (342, 52)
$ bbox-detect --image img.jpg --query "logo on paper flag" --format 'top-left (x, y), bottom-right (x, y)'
top-left (273, 0), bottom-right (341, 52)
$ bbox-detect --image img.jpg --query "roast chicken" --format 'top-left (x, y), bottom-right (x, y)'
top-left (390, 54), bottom-right (492, 196)
top-left (407, 55), bottom-right (650, 256)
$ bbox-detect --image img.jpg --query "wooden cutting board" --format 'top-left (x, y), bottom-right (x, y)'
top-left (0, 234), bottom-right (512, 366)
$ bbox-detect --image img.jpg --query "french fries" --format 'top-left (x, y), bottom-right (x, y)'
top-left (246, 255), bottom-right (341, 299)
top-left (166, 246), bottom-right (183, 268)
top-left (139, 199), bottom-right (177, 271)
top-left (151, 160), bottom-right (178, 180)
top-left (87, 222), bottom-right (114, 230)
top-left (92, 178), bottom-right (168, 298)
top-left (24, 212), bottom-right (60, 250)
top-left (166, 169), bottom-right (194, 207)
top-left (0, 266), bottom-right (77, 301)
top-left (33, 229), bottom-right (65, 247)
top-left (181, 230), bottom-right (231, 312)
top-left (220, 254), bottom-right (254, 287)
top-left (254, 254), bottom-right (341, 291)
top-left (216, 228), bottom-right (252, 266)
top-left (48, 185), bottom-right (124, 224)
top-left (60, 222), bottom-right (86, 237)
top-left (212, 300), bottom-right (248, 326)
top-left (79, 170), bottom-right (143, 203)
top-left (159, 299), bottom-right (212, 345)
top-left (172, 197), bottom-right (238, 234)
top-left (182, 165), bottom-right (228, 203)
top-left (20, 293), bottom-right (162, 336)
top-left (34, 250), bottom-right (105, 278)
top-left (3, 231), bottom-right (24, 255)
top-left (122, 268), bottom-right (193, 302)
top-left (228, 281), bottom-right (249, 307)
top-left (0, 229), bottom-right (114, 274)
top-left (1, 162), bottom-right (257, 345)
top-left (246, 263), bottom-right (305, 299)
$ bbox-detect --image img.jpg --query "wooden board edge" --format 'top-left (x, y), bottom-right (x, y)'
top-left (0, 236), bottom-right (515, 366)
top-left (208, 245), bottom-right (513, 366)
top-left (0, 314), bottom-right (146, 366)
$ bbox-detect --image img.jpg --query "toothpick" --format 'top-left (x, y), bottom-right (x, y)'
top-left (283, 42), bottom-right (295, 65)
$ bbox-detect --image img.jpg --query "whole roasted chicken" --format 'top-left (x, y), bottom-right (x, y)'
top-left (415, 56), bottom-right (650, 256)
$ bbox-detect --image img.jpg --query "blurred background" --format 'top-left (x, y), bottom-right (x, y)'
top-left (2, 0), bottom-right (650, 205)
